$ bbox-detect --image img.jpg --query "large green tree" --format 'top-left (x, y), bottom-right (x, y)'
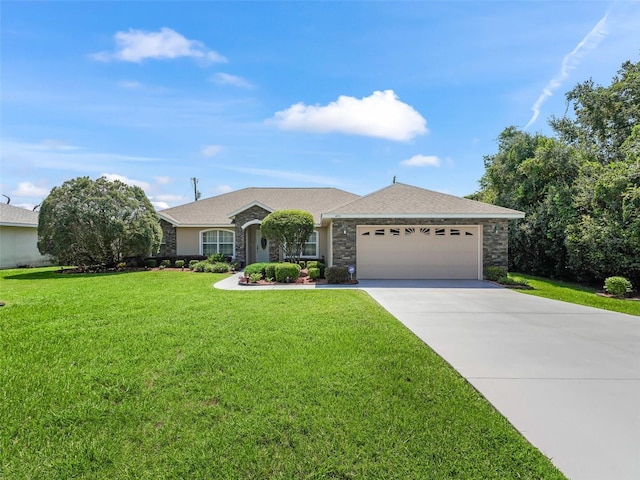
top-left (260, 210), bottom-right (314, 264)
top-left (38, 176), bottom-right (162, 267)
top-left (473, 128), bottom-right (580, 278)
top-left (474, 58), bottom-right (640, 285)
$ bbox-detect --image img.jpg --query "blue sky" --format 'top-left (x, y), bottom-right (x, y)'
top-left (2, 1), bottom-right (639, 210)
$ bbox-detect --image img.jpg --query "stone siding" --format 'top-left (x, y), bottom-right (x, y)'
top-left (233, 206), bottom-right (272, 265)
top-left (331, 218), bottom-right (510, 275)
top-left (159, 219), bottom-right (177, 255)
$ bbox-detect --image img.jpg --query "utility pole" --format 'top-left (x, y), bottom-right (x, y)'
top-left (191, 177), bottom-right (201, 201)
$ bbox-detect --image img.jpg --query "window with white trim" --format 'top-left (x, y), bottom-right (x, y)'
top-left (202, 230), bottom-right (234, 257)
top-left (301, 231), bottom-right (318, 257)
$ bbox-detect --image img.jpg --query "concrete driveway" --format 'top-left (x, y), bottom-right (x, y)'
top-left (359, 280), bottom-right (640, 480)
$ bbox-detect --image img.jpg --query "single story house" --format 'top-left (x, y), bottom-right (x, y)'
top-left (158, 182), bottom-right (524, 280)
top-left (0, 203), bottom-right (51, 269)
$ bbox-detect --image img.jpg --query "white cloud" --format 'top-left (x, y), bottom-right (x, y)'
top-left (155, 176), bottom-right (172, 185)
top-left (400, 154), bottom-right (441, 167)
top-left (12, 181), bottom-right (50, 197)
top-left (101, 173), bottom-right (151, 191)
top-left (525, 13), bottom-right (609, 129)
top-left (211, 73), bottom-right (254, 89)
top-left (153, 193), bottom-right (183, 202)
top-left (152, 201), bottom-right (170, 210)
top-left (201, 145), bottom-right (223, 157)
top-left (92, 27), bottom-right (227, 64)
top-left (271, 90), bottom-right (428, 141)
top-left (213, 184), bottom-right (233, 194)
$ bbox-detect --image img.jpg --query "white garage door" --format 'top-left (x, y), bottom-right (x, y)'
top-left (356, 225), bottom-right (481, 280)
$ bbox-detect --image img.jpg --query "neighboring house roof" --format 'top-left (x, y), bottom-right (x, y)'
top-left (158, 187), bottom-right (361, 226)
top-left (323, 183), bottom-right (524, 219)
top-left (0, 203), bottom-right (40, 227)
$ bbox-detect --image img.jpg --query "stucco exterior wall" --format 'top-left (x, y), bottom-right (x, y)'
top-left (0, 226), bottom-right (51, 269)
top-left (330, 218), bottom-right (509, 275)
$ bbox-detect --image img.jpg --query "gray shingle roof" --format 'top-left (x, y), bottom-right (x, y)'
top-left (323, 183), bottom-right (524, 218)
top-left (0, 203), bottom-right (40, 227)
top-left (158, 187), bottom-right (361, 226)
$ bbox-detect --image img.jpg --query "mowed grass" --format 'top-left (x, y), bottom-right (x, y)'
top-left (1, 268), bottom-right (564, 479)
top-left (510, 273), bottom-right (640, 316)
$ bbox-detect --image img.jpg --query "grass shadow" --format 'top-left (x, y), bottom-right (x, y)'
top-left (2, 268), bottom-right (134, 281)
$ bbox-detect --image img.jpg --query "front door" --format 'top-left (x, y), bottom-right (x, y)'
top-left (255, 228), bottom-right (270, 263)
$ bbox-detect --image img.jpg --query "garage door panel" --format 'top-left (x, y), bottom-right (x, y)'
top-left (356, 225), bottom-right (480, 280)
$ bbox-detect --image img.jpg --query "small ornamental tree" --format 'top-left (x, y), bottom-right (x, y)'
top-left (260, 210), bottom-right (314, 264)
top-left (38, 176), bottom-right (162, 267)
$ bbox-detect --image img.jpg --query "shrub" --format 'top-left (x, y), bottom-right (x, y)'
top-left (191, 261), bottom-right (206, 272)
top-left (189, 259), bottom-right (200, 270)
top-left (145, 259), bottom-right (157, 268)
top-left (485, 266), bottom-right (507, 282)
top-left (265, 263), bottom-right (277, 280)
top-left (160, 259), bottom-right (171, 268)
top-left (275, 263), bottom-right (301, 283)
top-left (299, 260), bottom-right (306, 269)
top-left (175, 260), bottom-right (185, 268)
top-left (208, 253), bottom-right (226, 263)
top-left (249, 272), bottom-right (263, 283)
top-left (604, 276), bottom-right (633, 297)
top-left (245, 262), bottom-right (271, 276)
top-left (229, 261), bottom-right (241, 271)
top-left (326, 266), bottom-right (348, 284)
top-left (116, 262), bottom-right (127, 270)
top-left (308, 267), bottom-right (320, 280)
top-left (210, 262), bottom-right (230, 273)
top-left (307, 261), bottom-right (326, 277)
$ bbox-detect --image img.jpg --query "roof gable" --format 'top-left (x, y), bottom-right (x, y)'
top-left (323, 183), bottom-right (524, 219)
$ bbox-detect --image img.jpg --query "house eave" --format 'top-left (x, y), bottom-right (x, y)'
top-left (322, 212), bottom-right (525, 220)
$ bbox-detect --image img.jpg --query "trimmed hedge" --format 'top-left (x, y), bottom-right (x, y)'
top-left (306, 261), bottom-right (326, 277)
top-left (175, 260), bottom-right (185, 268)
top-left (326, 266), bottom-right (348, 284)
top-left (245, 263), bottom-right (271, 276)
top-left (308, 267), bottom-right (320, 280)
top-left (265, 263), bottom-right (277, 280)
top-left (275, 263), bottom-right (301, 283)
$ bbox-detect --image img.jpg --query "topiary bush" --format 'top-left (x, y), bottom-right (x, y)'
top-left (265, 263), bottom-right (277, 280)
top-left (189, 259), bottom-right (200, 270)
top-left (245, 262), bottom-right (271, 276)
top-left (145, 259), bottom-right (157, 268)
top-left (175, 260), bottom-right (185, 268)
top-left (275, 263), bottom-right (301, 283)
top-left (604, 276), bottom-right (633, 297)
top-left (308, 267), bottom-right (320, 280)
top-left (160, 259), bottom-right (171, 268)
top-left (485, 266), bottom-right (507, 282)
top-left (326, 266), bottom-right (348, 284)
top-left (306, 261), bottom-right (326, 277)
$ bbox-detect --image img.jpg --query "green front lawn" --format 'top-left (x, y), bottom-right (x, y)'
top-left (509, 273), bottom-right (640, 316)
top-left (1, 268), bottom-right (564, 479)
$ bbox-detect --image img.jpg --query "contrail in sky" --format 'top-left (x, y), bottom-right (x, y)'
top-left (525, 12), bottom-right (609, 129)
